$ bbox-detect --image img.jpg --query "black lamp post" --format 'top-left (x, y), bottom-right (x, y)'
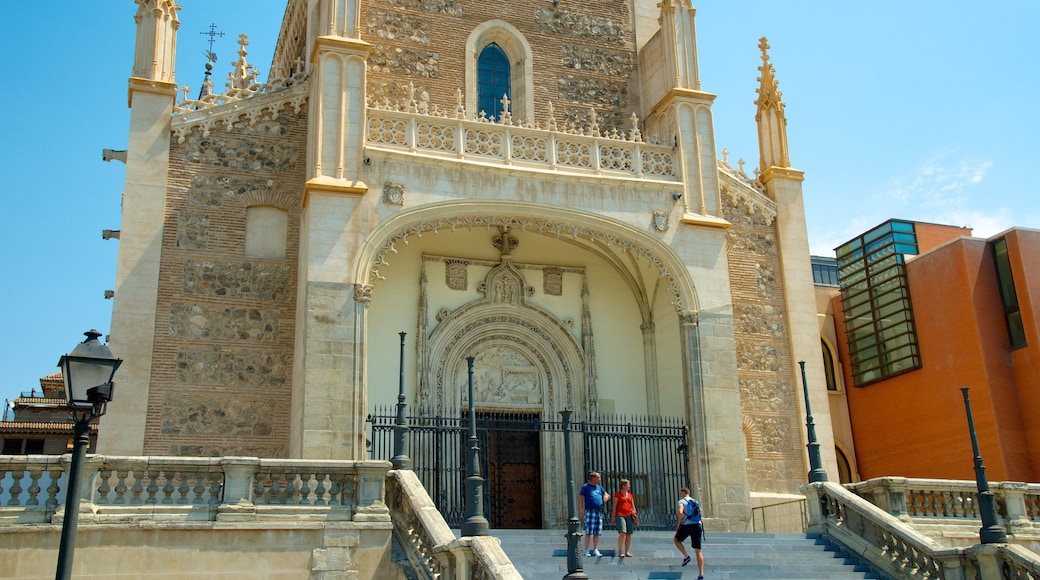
top-left (960, 387), bottom-right (1007, 544)
top-left (391, 331), bottom-right (411, 470)
top-left (461, 356), bottom-right (489, 536)
top-left (55, 330), bottom-right (122, 580)
top-left (560, 409), bottom-right (587, 579)
top-left (799, 361), bottom-right (828, 483)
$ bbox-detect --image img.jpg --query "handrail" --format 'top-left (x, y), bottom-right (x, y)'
top-left (804, 481), bottom-right (1040, 579)
top-left (750, 497), bottom-right (807, 533)
top-left (385, 469), bottom-right (522, 579)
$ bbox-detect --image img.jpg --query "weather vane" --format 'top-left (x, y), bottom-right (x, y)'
top-left (200, 22), bottom-right (224, 63)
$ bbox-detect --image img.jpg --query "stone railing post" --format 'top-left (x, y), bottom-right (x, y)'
top-left (53, 455), bottom-right (104, 525)
top-left (998, 481), bottom-right (1031, 533)
top-left (354, 461), bottom-right (391, 522)
top-left (217, 457), bottom-right (260, 521)
top-left (801, 482), bottom-right (826, 533)
top-left (883, 477), bottom-right (911, 522)
top-left (933, 550), bottom-right (969, 580)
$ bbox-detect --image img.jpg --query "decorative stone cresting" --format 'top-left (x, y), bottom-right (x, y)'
top-left (172, 32), bottom-right (309, 144)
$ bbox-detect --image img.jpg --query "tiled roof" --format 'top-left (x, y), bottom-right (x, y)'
top-left (0, 421), bottom-right (98, 434)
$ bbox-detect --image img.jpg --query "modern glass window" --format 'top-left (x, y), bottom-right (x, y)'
top-left (477, 43), bottom-right (510, 121)
top-left (992, 238), bottom-right (1026, 348)
top-left (811, 256), bottom-right (839, 286)
top-left (836, 220), bottom-right (922, 386)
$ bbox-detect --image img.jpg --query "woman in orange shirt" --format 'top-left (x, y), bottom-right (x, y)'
top-left (611, 478), bottom-right (638, 557)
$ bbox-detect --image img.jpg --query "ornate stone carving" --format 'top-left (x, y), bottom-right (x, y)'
top-left (354, 284), bottom-right (373, 304)
top-left (679, 311), bottom-right (698, 327)
top-left (464, 346), bottom-right (542, 406)
top-left (383, 181), bottom-right (405, 205)
top-left (543, 267), bottom-right (563, 296)
top-left (436, 307), bottom-right (451, 321)
top-left (445, 259), bottom-right (467, 290)
top-left (652, 211), bottom-right (669, 232)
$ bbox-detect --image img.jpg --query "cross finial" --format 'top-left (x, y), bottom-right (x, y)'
top-left (758, 37), bottom-right (770, 63)
top-left (722, 148), bottom-right (729, 163)
top-left (237, 33), bottom-right (249, 57)
top-left (201, 23), bottom-right (225, 54)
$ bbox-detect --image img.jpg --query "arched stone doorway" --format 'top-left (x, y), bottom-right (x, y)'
top-left (352, 202), bottom-right (742, 526)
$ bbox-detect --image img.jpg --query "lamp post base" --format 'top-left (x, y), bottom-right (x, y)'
top-left (563, 516), bottom-right (587, 579)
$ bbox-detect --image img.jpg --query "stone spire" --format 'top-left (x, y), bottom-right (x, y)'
top-left (131, 0), bottom-right (180, 83)
top-left (755, 37), bottom-right (791, 173)
top-left (658, 0), bottom-right (701, 90)
top-left (229, 34), bottom-right (258, 90)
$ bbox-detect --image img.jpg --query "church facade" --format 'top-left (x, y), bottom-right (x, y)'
top-left (101, 0), bottom-right (836, 530)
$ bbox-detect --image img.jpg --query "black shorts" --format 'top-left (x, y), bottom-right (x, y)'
top-left (674, 523), bottom-right (702, 549)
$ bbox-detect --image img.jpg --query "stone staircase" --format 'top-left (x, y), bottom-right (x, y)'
top-left (487, 529), bottom-right (886, 579)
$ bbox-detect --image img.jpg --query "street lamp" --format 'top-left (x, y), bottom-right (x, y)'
top-left (560, 409), bottom-right (587, 579)
top-left (960, 387), bottom-right (1007, 544)
top-left (461, 356), bottom-right (489, 536)
top-left (798, 361), bottom-right (827, 483)
top-left (391, 331), bottom-right (411, 470)
top-left (55, 330), bottom-right (121, 580)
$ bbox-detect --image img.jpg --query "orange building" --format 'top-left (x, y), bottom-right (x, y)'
top-left (829, 220), bottom-right (1039, 482)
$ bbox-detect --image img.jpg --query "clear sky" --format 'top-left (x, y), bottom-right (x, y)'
top-left (2, 2), bottom-right (1037, 410)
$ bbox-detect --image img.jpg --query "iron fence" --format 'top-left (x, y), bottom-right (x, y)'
top-left (368, 408), bottom-right (689, 530)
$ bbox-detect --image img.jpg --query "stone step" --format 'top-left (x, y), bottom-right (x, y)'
top-left (476, 529), bottom-right (882, 580)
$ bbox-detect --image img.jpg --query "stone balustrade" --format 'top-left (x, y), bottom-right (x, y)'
top-left (0, 454), bottom-right (390, 525)
top-left (804, 481), bottom-right (1040, 579)
top-left (365, 104), bottom-right (679, 182)
top-left (846, 476), bottom-right (1040, 543)
top-left (0, 455), bottom-right (521, 578)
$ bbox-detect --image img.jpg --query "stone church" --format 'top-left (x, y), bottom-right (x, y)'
top-left (102, 0), bottom-right (837, 530)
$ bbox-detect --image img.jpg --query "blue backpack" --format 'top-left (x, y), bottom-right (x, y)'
top-left (683, 498), bottom-right (701, 522)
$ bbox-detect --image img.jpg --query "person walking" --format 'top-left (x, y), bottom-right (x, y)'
top-left (578, 471), bottom-right (610, 557)
top-left (611, 478), bottom-right (638, 557)
top-left (673, 486), bottom-right (705, 579)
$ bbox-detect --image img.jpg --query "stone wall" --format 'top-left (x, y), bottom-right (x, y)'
top-left (723, 188), bottom-right (806, 494)
top-left (361, 0), bottom-right (640, 134)
top-left (145, 111), bottom-right (308, 457)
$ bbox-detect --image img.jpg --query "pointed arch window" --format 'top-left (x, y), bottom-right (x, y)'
top-left (477, 43), bottom-right (510, 121)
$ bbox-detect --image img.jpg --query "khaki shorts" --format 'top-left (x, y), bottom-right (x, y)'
top-left (616, 515), bottom-right (636, 534)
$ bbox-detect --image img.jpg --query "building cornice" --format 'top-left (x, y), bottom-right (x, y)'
top-left (302, 177), bottom-right (370, 207)
top-left (650, 88), bottom-right (717, 115)
top-left (127, 77), bottom-right (177, 108)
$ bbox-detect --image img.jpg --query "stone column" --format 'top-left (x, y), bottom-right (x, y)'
top-left (640, 321), bottom-right (660, 416)
top-left (101, 0), bottom-right (180, 455)
top-left (680, 309), bottom-right (751, 530)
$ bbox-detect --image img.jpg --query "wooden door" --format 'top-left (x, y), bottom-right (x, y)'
top-left (486, 424), bottom-right (541, 528)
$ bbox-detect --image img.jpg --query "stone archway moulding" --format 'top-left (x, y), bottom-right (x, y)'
top-left (353, 201), bottom-right (700, 314)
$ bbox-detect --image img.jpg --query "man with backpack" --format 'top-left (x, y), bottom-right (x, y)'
top-left (674, 486), bottom-right (705, 579)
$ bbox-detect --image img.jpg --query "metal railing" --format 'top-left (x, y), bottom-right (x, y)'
top-left (368, 410), bottom-right (689, 529)
top-left (750, 497), bottom-right (807, 533)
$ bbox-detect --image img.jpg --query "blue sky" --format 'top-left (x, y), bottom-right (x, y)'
top-left (2, 2), bottom-right (1037, 409)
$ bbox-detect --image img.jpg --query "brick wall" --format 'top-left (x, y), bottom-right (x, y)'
top-left (723, 188), bottom-right (805, 493)
top-left (145, 111), bottom-right (308, 457)
top-left (361, 0), bottom-right (640, 134)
